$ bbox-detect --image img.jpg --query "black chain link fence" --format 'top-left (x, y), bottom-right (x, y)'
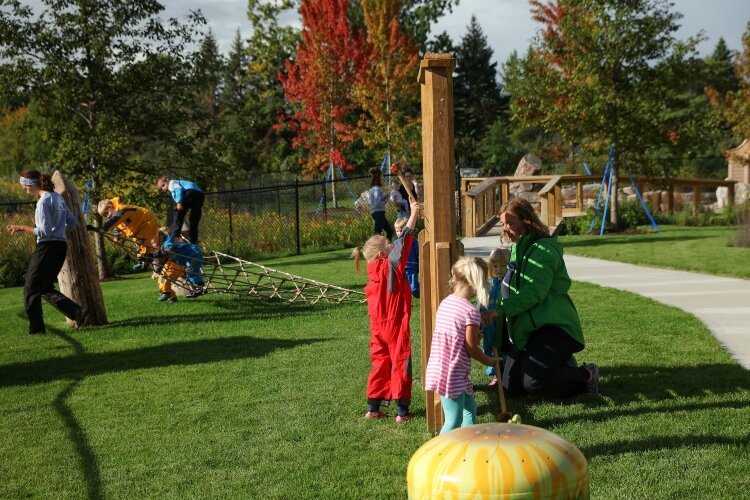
top-left (0, 201), bottom-right (37, 287)
top-left (198, 175), bottom-right (376, 259)
top-left (1, 174), bottom-right (434, 288)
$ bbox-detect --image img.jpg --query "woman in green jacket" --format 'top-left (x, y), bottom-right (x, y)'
top-left (490, 198), bottom-right (599, 397)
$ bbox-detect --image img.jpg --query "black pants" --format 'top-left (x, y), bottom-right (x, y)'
top-left (371, 211), bottom-right (393, 239)
top-left (503, 325), bottom-right (588, 398)
top-left (171, 189), bottom-right (205, 243)
top-left (24, 240), bottom-right (83, 334)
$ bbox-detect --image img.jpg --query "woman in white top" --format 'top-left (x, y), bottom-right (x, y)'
top-left (6, 170), bottom-right (88, 335)
top-left (367, 168), bottom-right (394, 240)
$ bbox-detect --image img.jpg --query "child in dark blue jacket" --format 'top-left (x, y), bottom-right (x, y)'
top-left (394, 217), bottom-right (419, 298)
top-left (155, 228), bottom-right (205, 302)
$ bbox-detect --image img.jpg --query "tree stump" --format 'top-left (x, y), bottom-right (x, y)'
top-left (509, 153), bottom-right (543, 196)
top-left (52, 171), bottom-right (108, 327)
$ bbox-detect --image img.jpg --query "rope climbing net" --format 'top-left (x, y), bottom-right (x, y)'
top-left (94, 229), bottom-right (366, 304)
top-left (202, 251), bottom-right (366, 304)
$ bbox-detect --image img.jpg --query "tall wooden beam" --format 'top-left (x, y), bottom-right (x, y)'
top-left (418, 53), bottom-right (459, 433)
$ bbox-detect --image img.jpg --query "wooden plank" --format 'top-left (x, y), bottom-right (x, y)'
top-left (419, 53), bottom-right (457, 433)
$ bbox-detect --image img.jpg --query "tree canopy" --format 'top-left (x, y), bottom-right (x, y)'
top-left (504, 0), bottom-right (704, 225)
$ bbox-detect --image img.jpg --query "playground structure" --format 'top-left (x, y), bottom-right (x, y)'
top-left (461, 172), bottom-right (737, 237)
top-left (97, 230), bottom-right (366, 305)
top-left (416, 53), bottom-right (463, 433)
top-left (52, 171), bottom-right (108, 327)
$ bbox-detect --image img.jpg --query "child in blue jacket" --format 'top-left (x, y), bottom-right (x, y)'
top-left (480, 248), bottom-right (510, 386)
top-left (155, 228), bottom-right (205, 302)
top-left (157, 176), bottom-right (205, 243)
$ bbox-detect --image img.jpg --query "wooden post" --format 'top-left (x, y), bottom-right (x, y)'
top-left (418, 53), bottom-right (460, 433)
top-left (692, 185), bottom-right (701, 216)
top-left (53, 171), bottom-right (108, 326)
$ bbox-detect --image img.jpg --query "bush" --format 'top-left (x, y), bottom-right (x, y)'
top-left (618, 200), bottom-right (653, 230)
top-left (0, 252), bottom-right (28, 288)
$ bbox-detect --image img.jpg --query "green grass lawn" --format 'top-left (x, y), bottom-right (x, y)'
top-left (1, 246), bottom-right (749, 498)
top-left (561, 225), bottom-right (750, 279)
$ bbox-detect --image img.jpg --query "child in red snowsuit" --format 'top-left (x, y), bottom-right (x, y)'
top-left (353, 200), bottom-right (420, 423)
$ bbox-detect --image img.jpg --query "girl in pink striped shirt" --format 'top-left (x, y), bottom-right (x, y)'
top-left (424, 256), bottom-right (501, 434)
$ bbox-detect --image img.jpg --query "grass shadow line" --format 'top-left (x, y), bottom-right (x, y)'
top-left (50, 327), bottom-right (103, 500)
top-left (0, 335), bottom-right (329, 388)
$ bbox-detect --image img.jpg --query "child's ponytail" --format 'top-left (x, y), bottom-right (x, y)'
top-left (351, 246), bottom-right (364, 273)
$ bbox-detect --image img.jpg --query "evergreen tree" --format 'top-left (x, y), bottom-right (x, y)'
top-left (217, 30), bottom-right (256, 181)
top-left (707, 23), bottom-right (750, 142)
top-left (185, 31), bottom-right (225, 186)
top-left (426, 31), bottom-right (456, 55)
top-left (704, 38), bottom-right (739, 96)
top-left (453, 16), bottom-right (503, 169)
top-left (245, 0), bottom-right (299, 176)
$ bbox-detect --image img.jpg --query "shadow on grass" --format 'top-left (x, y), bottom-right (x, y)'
top-left (106, 297), bottom-right (355, 328)
top-left (7, 329), bottom-right (329, 500)
top-left (0, 334), bottom-right (328, 388)
top-left (493, 363), bottom-right (750, 457)
top-left (49, 328), bottom-right (103, 500)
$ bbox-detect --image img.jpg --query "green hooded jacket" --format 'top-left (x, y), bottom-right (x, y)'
top-left (493, 234), bottom-right (585, 351)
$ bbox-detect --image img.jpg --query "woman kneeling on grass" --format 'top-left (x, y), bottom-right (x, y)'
top-left (487, 198), bottom-right (599, 398)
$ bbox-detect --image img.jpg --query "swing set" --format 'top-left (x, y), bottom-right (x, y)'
top-left (588, 145), bottom-right (660, 234)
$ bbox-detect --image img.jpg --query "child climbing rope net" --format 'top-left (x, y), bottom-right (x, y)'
top-left (87, 227), bottom-right (366, 304)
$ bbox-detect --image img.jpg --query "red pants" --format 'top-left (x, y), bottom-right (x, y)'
top-left (366, 319), bottom-right (412, 405)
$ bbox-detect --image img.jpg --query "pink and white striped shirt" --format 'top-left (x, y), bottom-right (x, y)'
top-left (424, 294), bottom-right (481, 398)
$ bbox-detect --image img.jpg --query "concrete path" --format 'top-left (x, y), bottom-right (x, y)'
top-left (461, 234), bottom-right (750, 370)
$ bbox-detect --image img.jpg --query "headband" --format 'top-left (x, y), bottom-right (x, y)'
top-left (20, 176), bottom-right (39, 186)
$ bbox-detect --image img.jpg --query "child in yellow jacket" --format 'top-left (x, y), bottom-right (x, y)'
top-left (98, 198), bottom-right (158, 271)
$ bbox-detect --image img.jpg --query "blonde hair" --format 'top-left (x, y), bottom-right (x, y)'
top-left (450, 256), bottom-right (490, 308)
top-left (488, 248), bottom-right (511, 278)
top-left (351, 235), bottom-right (389, 273)
top-left (499, 198), bottom-right (550, 244)
top-left (393, 217), bottom-right (408, 236)
top-left (97, 199), bottom-right (113, 217)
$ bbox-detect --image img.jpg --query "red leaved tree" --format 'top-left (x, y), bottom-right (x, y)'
top-left (355, 0), bottom-right (421, 168)
top-left (279, 0), bottom-right (368, 178)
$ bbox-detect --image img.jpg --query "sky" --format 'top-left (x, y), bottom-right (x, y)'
top-left (160, 0), bottom-right (750, 66)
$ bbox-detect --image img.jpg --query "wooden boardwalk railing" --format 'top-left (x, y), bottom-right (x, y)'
top-left (461, 174), bottom-right (736, 237)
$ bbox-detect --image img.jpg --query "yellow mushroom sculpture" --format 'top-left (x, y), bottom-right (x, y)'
top-left (407, 423), bottom-right (589, 499)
